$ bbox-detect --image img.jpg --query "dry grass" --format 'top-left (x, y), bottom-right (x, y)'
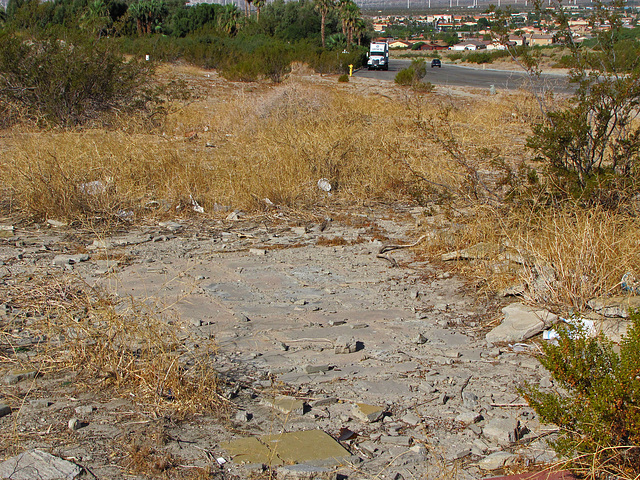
top-left (0, 67), bottom-right (542, 225)
top-left (0, 270), bottom-right (227, 419)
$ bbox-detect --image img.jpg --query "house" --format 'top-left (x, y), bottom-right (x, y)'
top-left (418, 40), bottom-right (449, 51)
top-left (528, 34), bottom-right (555, 46)
top-left (450, 39), bottom-right (487, 51)
top-left (389, 40), bottom-right (411, 49)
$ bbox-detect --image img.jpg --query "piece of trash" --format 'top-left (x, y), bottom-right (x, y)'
top-left (621, 272), bottom-right (640, 295)
top-left (317, 178), bottom-right (332, 192)
top-left (79, 180), bottom-right (107, 195)
top-left (190, 195), bottom-right (204, 214)
top-left (263, 197), bottom-right (274, 206)
top-left (543, 317), bottom-right (596, 341)
top-left (509, 343), bottom-right (533, 352)
top-left (338, 427), bottom-right (358, 441)
top-left (117, 210), bottom-right (134, 220)
top-left (216, 457), bottom-right (226, 465)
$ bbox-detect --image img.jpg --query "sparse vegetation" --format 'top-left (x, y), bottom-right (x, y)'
top-left (520, 312), bottom-right (640, 479)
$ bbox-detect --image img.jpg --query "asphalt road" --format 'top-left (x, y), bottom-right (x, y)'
top-left (354, 58), bottom-right (572, 94)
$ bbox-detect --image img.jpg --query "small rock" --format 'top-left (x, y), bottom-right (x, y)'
top-left (4, 370), bottom-right (37, 385)
top-left (74, 405), bottom-right (94, 416)
top-left (52, 254), bottom-right (89, 267)
top-left (380, 435), bottom-right (412, 446)
top-left (291, 227), bottom-right (307, 235)
top-left (401, 412), bottom-right (421, 426)
top-left (328, 320), bottom-right (346, 326)
top-left (0, 404), bottom-right (11, 418)
top-left (29, 399), bottom-right (52, 409)
top-left (304, 364), bottom-right (330, 374)
top-left (412, 333), bottom-right (427, 345)
top-left (158, 221), bottom-right (182, 232)
top-left (477, 451), bottom-right (519, 470)
top-left (353, 403), bottom-right (385, 423)
top-left (334, 336), bottom-right (357, 354)
top-left (261, 396), bottom-right (305, 415)
top-left (47, 219), bottom-right (68, 228)
top-left (483, 417), bottom-right (521, 444)
top-left (226, 211), bottom-right (241, 221)
top-left (310, 397), bottom-right (338, 407)
top-left (68, 418), bottom-right (84, 430)
top-left (462, 391), bottom-right (478, 409)
top-left (456, 411), bottom-right (483, 424)
top-left (277, 464), bottom-right (336, 480)
top-left (235, 410), bottom-right (252, 422)
top-left (249, 248), bottom-right (267, 256)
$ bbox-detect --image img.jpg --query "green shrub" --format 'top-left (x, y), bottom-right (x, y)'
top-left (338, 73), bottom-right (349, 82)
top-left (394, 66), bottom-right (415, 86)
top-left (521, 314), bottom-right (640, 479)
top-left (395, 59), bottom-right (426, 87)
top-left (0, 33), bottom-right (152, 127)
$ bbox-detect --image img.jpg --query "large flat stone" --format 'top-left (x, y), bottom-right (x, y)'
top-left (0, 449), bottom-right (82, 480)
top-left (486, 303), bottom-right (555, 344)
top-left (222, 430), bottom-right (351, 466)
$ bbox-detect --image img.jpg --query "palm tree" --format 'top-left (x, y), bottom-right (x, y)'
top-left (314, 0), bottom-right (334, 49)
top-left (254, 0), bottom-right (265, 21)
top-left (219, 4), bottom-right (241, 35)
top-left (342, 0), bottom-right (360, 46)
top-left (336, 0), bottom-right (348, 38)
top-left (353, 17), bottom-right (366, 46)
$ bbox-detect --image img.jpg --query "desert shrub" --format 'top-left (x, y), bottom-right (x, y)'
top-left (338, 73), bottom-right (349, 82)
top-left (521, 313), bottom-right (640, 479)
top-left (0, 33), bottom-right (153, 127)
top-left (395, 59), bottom-right (426, 86)
top-left (447, 52), bottom-right (464, 61)
top-left (465, 49), bottom-right (509, 64)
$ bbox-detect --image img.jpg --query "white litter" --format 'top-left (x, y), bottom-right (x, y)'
top-left (317, 178), bottom-right (332, 192)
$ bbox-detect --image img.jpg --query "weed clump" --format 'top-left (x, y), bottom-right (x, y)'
top-left (521, 313), bottom-right (640, 479)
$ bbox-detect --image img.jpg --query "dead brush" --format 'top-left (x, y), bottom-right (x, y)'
top-left (0, 74), bottom-right (535, 226)
top-left (0, 270), bottom-right (228, 418)
top-left (506, 205), bottom-right (640, 312)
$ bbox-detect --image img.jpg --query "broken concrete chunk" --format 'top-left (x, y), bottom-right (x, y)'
top-left (0, 449), bottom-right (82, 480)
top-left (483, 417), bottom-right (520, 444)
top-left (353, 403), bottom-right (385, 423)
top-left (334, 336), bottom-right (357, 354)
top-left (477, 451), bottom-right (519, 471)
top-left (412, 333), bottom-right (427, 345)
top-left (47, 219), bottom-right (68, 228)
top-left (277, 464), bottom-right (337, 480)
top-left (52, 254), bottom-right (89, 267)
top-left (588, 295), bottom-right (640, 318)
top-left (222, 430), bottom-right (350, 466)
top-left (4, 370), bottom-right (37, 385)
top-left (261, 396), bottom-right (305, 415)
top-left (158, 220), bottom-right (182, 231)
top-left (486, 303), bottom-right (555, 344)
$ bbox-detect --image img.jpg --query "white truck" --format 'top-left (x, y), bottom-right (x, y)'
top-left (367, 42), bottom-right (389, 71)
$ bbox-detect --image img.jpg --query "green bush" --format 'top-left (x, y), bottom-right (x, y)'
top-left (395, 59), bottom-right (426, 87)
top-left (0, 33), bottom-right (152, 127)
top-left (338, 73), bottom-right (349, 82)
top-left (521, 314), bottom-right (640, 479)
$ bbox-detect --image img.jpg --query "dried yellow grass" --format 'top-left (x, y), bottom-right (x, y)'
top-left (0, 70), bottom-right (539, 224)
top-left (0, 271), bottom-right (227, 419)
